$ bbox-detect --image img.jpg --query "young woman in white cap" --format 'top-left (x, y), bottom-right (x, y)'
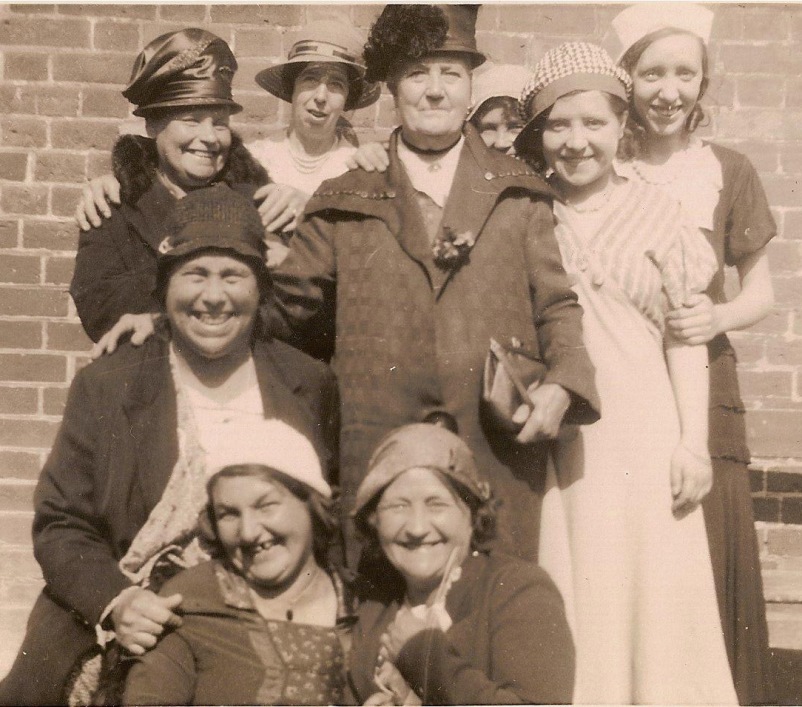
top-left (609, 5), bottom-right (775, 703)
top-left (515, 42), bottom-right (736, 704)
top-left (124, 418), bottom-right (352, 705)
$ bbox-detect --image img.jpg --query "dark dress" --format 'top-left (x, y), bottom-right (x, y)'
top-left (349, 551), bottom-right (575, 705)
top-left (704, 143), bottom-right (776, 705)
top-left (124, 561), bottom-right (352, 705)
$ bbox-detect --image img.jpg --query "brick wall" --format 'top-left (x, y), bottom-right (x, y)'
top-left (1, 2), bottom-right (801, 675)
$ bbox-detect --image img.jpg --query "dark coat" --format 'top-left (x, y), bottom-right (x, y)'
top-left (0, 334), bottom-right (337, 705)
top-left (349, 551), bottom-right (575, 705)
top-left (270, 125), bottom-right (599, 563)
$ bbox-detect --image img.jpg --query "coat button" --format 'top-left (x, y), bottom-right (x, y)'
top-left (386, 190), bottom-right (396, 198)
top-left (359, 191), bottom-right (368, 198)
top-left (484, 171), bottom-right (494, 181)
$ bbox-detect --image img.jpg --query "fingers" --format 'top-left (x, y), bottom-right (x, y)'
top-left (511, 403), bottom-right (530, 426)
top-left (78, 184), bottom-right (103, 230)
top-left (90, 179), bottom-right (114, 219)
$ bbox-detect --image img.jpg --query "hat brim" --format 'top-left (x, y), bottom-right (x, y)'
top-left (133, 97), bottom-right (243, 118)
top-left (255, 58), bottom-right (381, 111)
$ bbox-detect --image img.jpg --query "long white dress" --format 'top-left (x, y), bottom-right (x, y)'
top-left (538, 178), bottom-right (738, 704)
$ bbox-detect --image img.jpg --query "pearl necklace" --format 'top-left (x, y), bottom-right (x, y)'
top-left (287, 138), bottom-right (335, 175)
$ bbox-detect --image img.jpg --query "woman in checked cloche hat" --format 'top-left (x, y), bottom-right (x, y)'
top-left (516, 40), bottom-right (738, 704)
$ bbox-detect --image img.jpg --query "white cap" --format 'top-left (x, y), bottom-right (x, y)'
top-left (206, 418), bottom-right (331, 499)
top-left (608, 3), bottom-right (714, 62)
top-left (468, 63), bottom-right (532, 120)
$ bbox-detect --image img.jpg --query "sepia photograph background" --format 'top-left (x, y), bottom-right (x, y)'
top-left (0, 1), bottom-right (800, 681)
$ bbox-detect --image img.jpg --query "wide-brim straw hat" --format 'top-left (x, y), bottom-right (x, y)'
top-left (255, 19), bottom-right (380, 111)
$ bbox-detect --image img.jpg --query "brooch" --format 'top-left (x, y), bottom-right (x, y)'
top-left (432, 227), bottom-right (476, 269)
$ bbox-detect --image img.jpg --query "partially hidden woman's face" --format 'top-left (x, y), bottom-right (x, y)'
top-left (372, 467), bottom-right (472, 598)
top-left (212, 474), bottom-right (315, 590)
top-left (631, 33), bottom-right (705, 140)
top-left (473, 100), bottom-right (523, 153)
top-left (393, 56), bottom-right (472, 148)
top-left (166, 252), bottom-right (260, 361)
top-left (291, 62), bottom-right (350, 138)
top-left (148, 107), bottom-right (232, 189)
top-left (541, 90), bottom-right (625, 195)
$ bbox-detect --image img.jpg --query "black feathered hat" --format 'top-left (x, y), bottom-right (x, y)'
top-left (364, 4), bottom-right (486, 84)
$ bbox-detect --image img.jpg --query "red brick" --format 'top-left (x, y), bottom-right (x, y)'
top-left (233, 92), bottom-right (280, 126)
top-left (767, 240), bottom-right (802, 273)
top-left (50, 120), bottom-right (120, 151)
top-left (753, 496), bottom-right (781, 523)
top-left (788, 77), bottom-right (802, 109)
top-left (712, 6), bottom-right (744, 41)
top-left (739, 370), bottom-right (794, 400)
top-left (782, 211), bottom-right (802, 241)
top-left (52, 52), bottom-right (132, 85)
top-left (1, 185), bottom-right (48, 217)
top-left (82, 87), bottom-right (130, 119)
top-left (0, 451), bottom-right (42, 481)
top-left (760, 175), bottom-right (801, 209)
top-left (0, 321), bottom-right (42, 349)
top-left (303, 5), bottom-right (350, 24)
top-left (0, 353), bottom-right (66, 382)
top-left (93, 20), bottom-right (139, 52)
top-left (42, 386), bottom-right (69, 415)
top-left (9, 5), bottom-right (56, 13)
top-left (0, 153), bottom-right (29, 182)
top-left (0, 86), bottom-right (32, 116)
top-left (51, 185), bottom-right (85, 218)
top-left (58, 4), bottom-right (156, 19)
top-left (732, 141), bottom-right (779, 173)
top-left (773, 276), bottom-right (802, 307)
top-left (497, 4), bottom-right (595, 35)
top-left (742, 8), bottom-right (791, 41)
top-left (347, 101), bottom-right (381, 130)
top-left (233, 27), bottom-right (283, 58)
top-left (34, 152), bottom-right (86, 183)
top-left (0, 255), bottom-right (41, 285)
top-left (1, 117), bottom-right (47, 149)
top-left (476, 4), bottom-right (497, 32)
top-left (737, 76), bottom-right (785, 108)
top-left (783, 111), bottom-right (802, 141)
top-left (0, 15), bottom-right (90, 47)
top-left (730, 335), bottom-right (765, 364)
top-left (715, 109), bottom-right (783, 142)
top-left (765, 339), bottom-right (802, 367)
top-left (767, 469), bottom-right (802, 494)
top-left (210, 4), bottom-right (303, 26)
top-left (46, 321), bottom-right (90, 351)
top-left (0, 221), bottom-right (20, 250)
top-left (780, 145), bottom-right (802, 176)
top-left (159, 4), bottom-right (206, 23)
top-left (0, 288), bottom-right (69, 317)
top-left (22, 220), bottom-right (77, 251)
top-left (720, 44), bottom-right (793, 75)
top-left (476, 32), bottom-right (527, 67)
top-left (43, 256), bottom-right (74, 286)
top-left (0, 514), bottom-right (34, 547)
top-left (23, 86), bottom-right (80, 118)
top-left (743, 310), bottom-right (790, 337)
top-left (87, 151), bottom-right (113, 179)
top-left (0, 387), bottom-right (37, 415)
top-left (750, 467), bottom-right (765, 493)
top-left (705, 76), bottom-right (735, 111)
top-left (767, 525), bottom-right (802, 556)
top-left (4, 52), bottom-right (48, 81)
top-left (781, 498), bottom-right (802, 525)
top-left (747, 409), bottom-right (802, 457)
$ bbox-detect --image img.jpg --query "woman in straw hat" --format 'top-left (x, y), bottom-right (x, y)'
top-left (0, 186), bottom-right (336, 705)
top-left (124, 419), bottom-right (352, 705)
top-left (515, 41), bottom-right (736, 703)
top-left (348, 421), bottom-right (574, 705)
top-left (609, 6), bottom-right (776, 701)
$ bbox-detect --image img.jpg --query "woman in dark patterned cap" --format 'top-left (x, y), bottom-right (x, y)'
top-left (69, 28), bottom-right (269, 344)
top-left (268, 4), bottom-right (600, 569)
top-left (0, 186), bottom-right (337, 705)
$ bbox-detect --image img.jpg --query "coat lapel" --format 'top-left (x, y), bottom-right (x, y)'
top-left (252, 340), bottom-right (312, 434)
top-left (122, 182), bottom-right (178, 253)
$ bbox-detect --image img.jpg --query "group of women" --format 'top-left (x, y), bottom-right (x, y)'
top-left (0, 3), bottom-right (777, 706)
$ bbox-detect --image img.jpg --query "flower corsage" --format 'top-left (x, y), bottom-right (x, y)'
top-left (432, 227), bottom-right (476, 269)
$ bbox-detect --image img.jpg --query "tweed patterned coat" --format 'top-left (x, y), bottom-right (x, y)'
top-left (271, 125), bottom-right (599, 563)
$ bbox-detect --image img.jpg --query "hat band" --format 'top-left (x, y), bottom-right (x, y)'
top-left (134, 76), bottom-right (235, 111)
top-left (532, 73), bottom-right (628, 118)
top-left (288, 40), bottom-right (360, 65)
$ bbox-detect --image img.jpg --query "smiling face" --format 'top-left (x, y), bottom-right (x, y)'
top-left (291, 62), bottom-right (350, 142)
top-left (631, 32), bottom-right (705, 143)
top-left (372, 467), bottom-right (472, 602)
top-left (541, 90), bottom-right (626, 199)
top-left (392, 55), bottom-right (472, 151)
top-left (211, 473), bottom-right (316, 591)
top-left (148, 108), bottom-right (232, 193)
top-left (165, 252), bottom-right (260, 361)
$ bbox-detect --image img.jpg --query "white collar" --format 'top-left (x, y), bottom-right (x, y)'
top-left (397, 135), bottom-right (465, 208)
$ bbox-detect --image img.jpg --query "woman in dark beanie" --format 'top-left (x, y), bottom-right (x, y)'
top-left (268, 3), bottom-right (599, 569)
top-left (0, 186), bottom-right (336, 705)
top-left (69, 28), bottom-right (268, 344)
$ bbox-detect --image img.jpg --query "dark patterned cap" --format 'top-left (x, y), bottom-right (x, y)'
top-left (123, 28), bottom-right (242, 117)
top-left (155, 185), bottom-right (267, 292)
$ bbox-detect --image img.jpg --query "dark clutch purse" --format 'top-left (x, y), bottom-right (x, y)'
top-left (482, 337), bottom-right (548, 432)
